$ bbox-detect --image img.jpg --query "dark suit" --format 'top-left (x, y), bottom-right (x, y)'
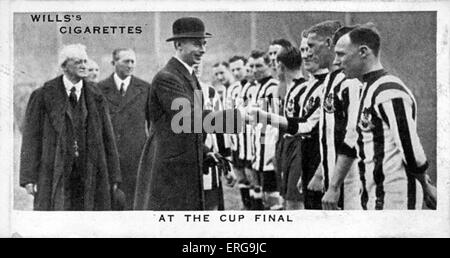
top-left (133, 57), bottom-right (241, 210)
top-left (98, 74), bottom-right (151, 209)
top-left (19, 75), bottom-right (122, 211)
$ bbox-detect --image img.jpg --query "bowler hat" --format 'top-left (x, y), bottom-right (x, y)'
top-left (166, 17), bottom-right (212, 42)
top-left (112, 188), bottom-right (126, 211)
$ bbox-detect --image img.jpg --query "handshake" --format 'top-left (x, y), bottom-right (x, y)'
top-left (238, 104), bottom-right (265, 125)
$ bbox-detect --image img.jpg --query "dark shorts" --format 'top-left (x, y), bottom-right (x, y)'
top-left (259, 170), bottom-right (278, 193)
top-left (231, 150), bottom-right (246, 169)
top-left (280, 136), bottom-right (303, 201)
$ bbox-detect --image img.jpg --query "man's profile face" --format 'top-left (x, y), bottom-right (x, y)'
top-left (333, 34), bottom-right (362, 79)
top-left (229, 59), bottom-right (246, 81)
top-left (213, 64), bottom-right (230, 85)
top-left (114, 50), bottom-right (136, 79)
top-left (248, 56), bottom-right (269, 81)
top-left (305, 32), bottom-right (332, 73)
top-left (268, 44), bottom-right (282, 72)
top-left (178, 38), bottom-right (207, 66)
top-left (300, 37), bottom-right (309, 60)
top-left (63, 56), bottom-right (88, 80)
top-left (86, 61), bottom-right (100, 82)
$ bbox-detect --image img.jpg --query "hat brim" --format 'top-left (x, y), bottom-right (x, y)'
top-left (166, 32), bottom-right (212, 42)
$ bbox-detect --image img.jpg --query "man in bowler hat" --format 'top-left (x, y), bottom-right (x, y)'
top-left (133, 17), bottom-right (246, 210)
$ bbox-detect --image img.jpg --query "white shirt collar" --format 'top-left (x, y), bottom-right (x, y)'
top-left (174, 56), bottom-right (194, 75)
top-left (63, 75), bottom-right (83, 100)
top-left (113, 73), bottom-right (132, 92)
top-left (313, 68), bottom-right (329, 76)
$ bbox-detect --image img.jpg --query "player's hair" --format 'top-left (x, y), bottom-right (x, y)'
top-left (58, 43), bottom-right (87, 67)
top-left (112, 48), bottom-right (134, 61)
top-left (276, 46), bottom-right (302, 70)
top-left (249, 49), bottom-right (270, 65)
top-left (213, 61), bottom-right (229, 68)
top-left (332, 26), bottom-right (357, 46)
top-left (228, 55), bottom-right (247, 65)
top-left (270, 38), bottom-right (292, 49)
top-left (307, 20), bottom-right (343, 39)
top-left (348, 25), bottom-right (381, 57)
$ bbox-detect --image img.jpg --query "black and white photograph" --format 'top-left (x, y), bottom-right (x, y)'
top-left (0, 0), bottom-right (449, 238)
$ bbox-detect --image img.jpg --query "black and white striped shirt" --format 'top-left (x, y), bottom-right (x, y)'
top-left (252, 76), bottom-right (279, 172)
top-left (319, 70), bottom-right (361, 190)
top-left (237, 80), bottom-right (257, 162)
top-left (286, 70), bottom-right (328, 136)
top-left (227, 80), bottom-right (246, 153)
top-left (340, 69), bottom-right (428, 210)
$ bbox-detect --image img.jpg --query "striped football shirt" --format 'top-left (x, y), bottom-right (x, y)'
top-left (340, 69), bottom-right (427, 210)
top-left (252, 76), bottom-right (279, 172)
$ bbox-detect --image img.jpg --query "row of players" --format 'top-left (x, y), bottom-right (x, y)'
top-left (198, 20), bottom-right (436, 210)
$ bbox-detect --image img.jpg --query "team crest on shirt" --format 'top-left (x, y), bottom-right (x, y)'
top-left (323, 93), bottom-right (336, 113)
top-left (305, 96), bottom-right (319, 115)
top-left (359, 107), bottom-right (375, 131)
top-left (286, 98), bottom-right (295, 116)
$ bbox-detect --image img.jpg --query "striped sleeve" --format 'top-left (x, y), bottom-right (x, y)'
top-left (377, 97), bottom-right (428, 174)
top-left (337, 79), bottom-right (360, 158)
top-left (265, 84), bottom-right (278, 114)
top-left (286, 87), bottom-right (322, 135)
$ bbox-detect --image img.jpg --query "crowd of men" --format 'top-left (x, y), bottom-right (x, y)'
top-left (19, 17), bottom-right (436, 211)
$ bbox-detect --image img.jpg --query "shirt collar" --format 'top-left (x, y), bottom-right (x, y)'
top-left (174, 56), bottom-right (194, 75)
top-left (63, 75), bottom-right (83, 94)
top-left (313, 68), bottom-right (329, 76)
top-left (257, 76), bottom-right (273, 86)
top-left (113, 73), bottom-right (131, 89)
top-left (362, 69), bottom-right (387, 86)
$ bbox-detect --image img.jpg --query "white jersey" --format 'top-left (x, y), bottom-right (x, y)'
top-left (252, 76), bottom-right (279, 172)
top-left (319, 69), bottom-right (361, 209)
top-left (341, 69), bottom-right (427, 210)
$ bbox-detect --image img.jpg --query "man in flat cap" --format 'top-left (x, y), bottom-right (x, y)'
top-left (134, 17), bottom-right (245, 211)
top-left (20, 44), bottom-right (122, 211)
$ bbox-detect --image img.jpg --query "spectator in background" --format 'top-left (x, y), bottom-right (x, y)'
top-left (20, 44), bottom-right (121, 211)
top-left (86, 58), bottom-right (100, 83)
top-left (97, 48), bottom-right (152, 210)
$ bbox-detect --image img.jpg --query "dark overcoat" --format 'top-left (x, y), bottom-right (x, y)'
top-left (133, 57), bottom-right (240, 210)
top-left (19, 75), bottom-right (122, 211)
top-left (98, 74), bottom-right (151, 209)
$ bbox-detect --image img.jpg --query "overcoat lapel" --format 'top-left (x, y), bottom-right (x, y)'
top-left (169, 58), bottom-right (203, 106)
top-left (101, 74), bottom-right (122, 108)
top-left (44, 75), bottom-right (69, 135)
top-left (122, 76), bottom-right (144, 109)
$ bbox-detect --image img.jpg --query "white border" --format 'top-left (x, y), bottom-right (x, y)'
top-left (1, 0), bottom-right (449, 238)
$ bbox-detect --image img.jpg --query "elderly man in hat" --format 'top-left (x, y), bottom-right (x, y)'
top-left (133, 17), bottom-right (246, 211)
top-left (20, 44), bottom-right (122, 211)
